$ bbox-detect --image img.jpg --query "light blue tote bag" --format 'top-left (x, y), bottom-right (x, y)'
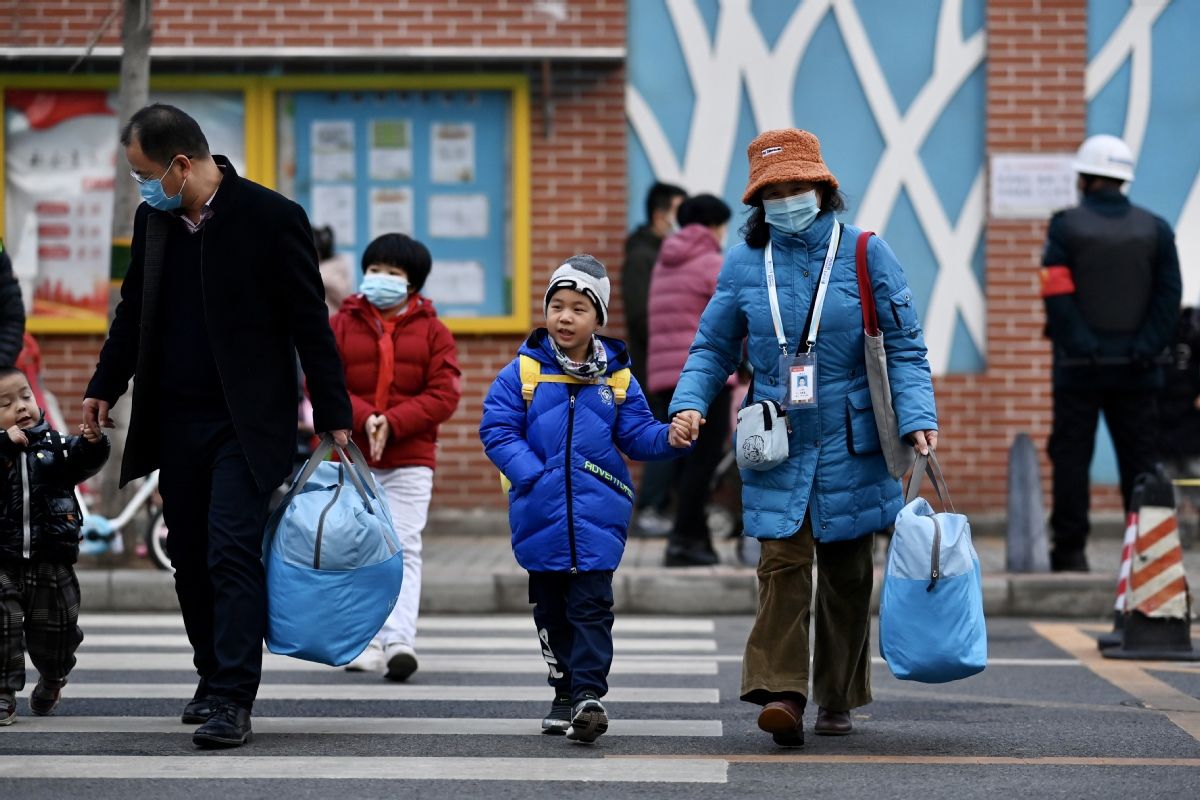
top-left (263, 435), bottom-right (403, 666)
top-left (879, 452), bottom-right (987, 683)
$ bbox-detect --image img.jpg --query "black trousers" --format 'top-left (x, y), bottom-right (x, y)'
top-left (159, 417), bottom-right (273, 710)
top-left (0, 560), bottom-right (83, 696)
top-left (658, 386), bottom-right (733, 551)
top-left (528, 570), bottom-right (614, 702)
top-left (1048, 386), bottom-right (1159, 554)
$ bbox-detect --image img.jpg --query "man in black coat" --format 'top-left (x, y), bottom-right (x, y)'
top-left (1040, 134), bottom-right (1181, 572)
top-left (83, 104), bottom-right (352, 748)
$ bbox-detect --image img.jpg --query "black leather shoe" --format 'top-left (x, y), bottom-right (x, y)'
top-left (663, 546), bottom-right (719, 567)
top-left (181, 680), bottom-right (215, 724)
top-left (29, 678), bottom-right (66, 716)
top-left (814, 707), bottom-right (853, 736)
top-left (193, 701), bottom-right (252, 748)
top-left (1050, 548), bottom-right (1089, 572)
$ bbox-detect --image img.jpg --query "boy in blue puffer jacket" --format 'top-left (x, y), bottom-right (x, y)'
top-left (480, 255), bottom-right (689, 744)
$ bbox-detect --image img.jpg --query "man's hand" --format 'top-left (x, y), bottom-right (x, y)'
top-left (364, 414), bottom-right (390, 461)
top-left (910, 429), bottom-right (938, 456)
top-left (82, 397), bottom-right (114, 431)
top-left (6, 425), bottom-right (27, 447)
top-left (327, 428), bottom-right (352, 449)
top-left (670, 410), bottom-right (705, 447)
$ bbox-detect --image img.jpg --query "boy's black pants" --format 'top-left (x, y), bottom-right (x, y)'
top-left (528, 570), bottom-right (614, 702)
top-left (0, 560), bottom-right (83, 697)
top-left (159, 417), bottom-right (273, 711)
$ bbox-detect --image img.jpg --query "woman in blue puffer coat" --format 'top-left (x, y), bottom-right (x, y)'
top-left (668, 129), bottom-right (939, 747)
top-left (481, 254), bottom-right (687, 744)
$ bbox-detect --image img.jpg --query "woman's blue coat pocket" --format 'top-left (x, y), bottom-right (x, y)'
top-left (846, 386), bottom-right (881, 455)
top-left (889, 287), bottom-right (919, 335)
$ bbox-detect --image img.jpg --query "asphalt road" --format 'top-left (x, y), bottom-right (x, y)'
top-left (2, 613), bottom-right (1198, 799)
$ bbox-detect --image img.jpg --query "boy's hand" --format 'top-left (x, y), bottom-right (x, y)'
top-left (79, 423), bottom-right (101, 443)
top-left (6, 425), bottom-right (27, 447)
top-left (670, 410), bottom-right (705, 447)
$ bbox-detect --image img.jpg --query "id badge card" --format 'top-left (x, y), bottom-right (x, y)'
top-left (779, 352), bottom-right (818, 409)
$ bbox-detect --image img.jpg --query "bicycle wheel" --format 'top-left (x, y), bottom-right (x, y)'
top-left (145, 512), bottom-right (173, 572)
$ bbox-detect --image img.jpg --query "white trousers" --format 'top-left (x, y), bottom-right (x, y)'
top-left (371, 465), bottom-right (433, 649)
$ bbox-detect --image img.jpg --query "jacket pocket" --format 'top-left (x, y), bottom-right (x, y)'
top-left (846, 386), bottom-right (881, 455)
top-left (889, 287), bottom-right (919, 336)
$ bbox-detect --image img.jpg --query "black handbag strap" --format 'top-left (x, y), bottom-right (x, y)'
top-left (904, 451), bottom-right (954, 512)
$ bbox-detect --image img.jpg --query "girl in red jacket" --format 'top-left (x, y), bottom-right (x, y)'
top-left (331, 233), bottom-right (462, 681)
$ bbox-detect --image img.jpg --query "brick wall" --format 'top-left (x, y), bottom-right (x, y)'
top-left (3, 0), bottom-right (625, 49)
top-left (968, 0), bottom-right (1120, 512)
top-left (8, 1), bottom-right (1125, 515)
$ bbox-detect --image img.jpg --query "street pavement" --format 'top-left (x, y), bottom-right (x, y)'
top-left (2, 613), bottom-right (1199, 797)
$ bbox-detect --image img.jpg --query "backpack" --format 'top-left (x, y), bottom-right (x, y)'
top-left (498, 354), bottom-right (632, 493)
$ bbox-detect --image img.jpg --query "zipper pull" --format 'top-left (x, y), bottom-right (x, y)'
top-left (570, 395), bottom-right (576, 408)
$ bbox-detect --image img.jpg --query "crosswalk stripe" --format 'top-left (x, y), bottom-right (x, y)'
top-left (3, 755), bottom-right (729, 783)
top-left (1, 716), bottom-right (723, 737)
top-left (79, 614), bottom-right (716, 634)
top-left (15, 683), bottom-right (720, 703)
top-left (70, 652), bottom-right (717, 674)
top-left (79, 634), bottom-right (718, 652)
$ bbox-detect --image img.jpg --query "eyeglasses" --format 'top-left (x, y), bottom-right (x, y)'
top-left (129, 157), bottom-right (178, 185)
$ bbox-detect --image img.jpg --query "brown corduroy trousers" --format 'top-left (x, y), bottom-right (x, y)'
top-left (740, 518), bottom-right (874, 712)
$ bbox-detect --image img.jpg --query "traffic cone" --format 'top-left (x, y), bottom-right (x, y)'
top-left (1103, 471), bottom-right (1199, 661)
top-left (1096, 510), bottom-right (1136, 650)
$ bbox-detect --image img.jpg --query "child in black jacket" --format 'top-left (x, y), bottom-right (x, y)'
top-left (0, 366), bottom-right (109, 725)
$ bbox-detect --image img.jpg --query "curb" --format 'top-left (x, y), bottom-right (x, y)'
top-left (78, 568), bottom-right (1122, 618)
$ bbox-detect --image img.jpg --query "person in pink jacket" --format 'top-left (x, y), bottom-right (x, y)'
top-left (646, 194), bottom-right (733, 566)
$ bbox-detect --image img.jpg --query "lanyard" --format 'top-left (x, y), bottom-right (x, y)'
top-left (764, 222), bottom-right (842, 356)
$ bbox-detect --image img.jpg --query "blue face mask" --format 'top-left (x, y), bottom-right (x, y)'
top-left (137, 158), bottom-right (186, 211)
top-left (360, 274), bottom-right (410, 309)
top-left (763, 190), bottom-right (820, 234)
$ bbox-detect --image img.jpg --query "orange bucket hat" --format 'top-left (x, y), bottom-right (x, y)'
top-left (741, 129), bottom-right (838, 205)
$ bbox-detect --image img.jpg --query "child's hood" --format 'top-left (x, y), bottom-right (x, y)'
top-left (518, 328), bottom-right (632, 376)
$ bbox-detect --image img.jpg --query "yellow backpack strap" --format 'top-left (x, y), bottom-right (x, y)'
top-left (605, 368), bottom-right (632, 404)
top-left (518, 355), bottom-right (541, 403)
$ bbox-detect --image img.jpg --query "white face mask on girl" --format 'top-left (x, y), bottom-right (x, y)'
top-left (360, 274), bottom-right (409, 309)
top-left (763, 190), bottom-right (820, 234)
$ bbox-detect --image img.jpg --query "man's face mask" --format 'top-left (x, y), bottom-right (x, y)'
top-left (135, 157), bottom-right (186, 211)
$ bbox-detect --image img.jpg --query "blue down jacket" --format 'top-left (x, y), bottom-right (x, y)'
top-left (669, 211), bottom-right (938, 542)
top-left (481, 330), bottom-right (679, 571)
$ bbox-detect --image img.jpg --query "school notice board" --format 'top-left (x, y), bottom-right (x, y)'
top-left (281, 88), bottom-right (518, 324)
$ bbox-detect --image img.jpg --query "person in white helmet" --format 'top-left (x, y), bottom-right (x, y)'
top-left (1040, 134), bottom-right (1182, 572)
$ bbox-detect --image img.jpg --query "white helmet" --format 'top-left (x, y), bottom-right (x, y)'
top-left (1072, 134), bottom-right (1135, 182)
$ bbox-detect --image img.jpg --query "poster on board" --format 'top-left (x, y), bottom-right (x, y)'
top-left (311, 120), bottom-right (355, 182)
top-left (431, 122), bottom-right (475, 184)
top-left (429, 193), bottom-right (488, 238)
top-left (369, 119), bottom-right (413, 181)
top-left (369, 187), bottom-right (415, 240)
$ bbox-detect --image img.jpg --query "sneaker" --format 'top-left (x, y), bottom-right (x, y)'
top-left (29, 678), bottom-right (65, 717)
top-left (192, 700), bottom-right (253, 749)
top-left (0, 695), bottom-right (15, 726)
top-left (384, 642), bottom-right (418, 682)
top-left (345, 641), bottom-right (385, 673)
top-left (565, 691), bottom-right (609, 743)
top-left (541, 692), bottom-right (573, 735)
top-left (635, 509), bottom-right (672, 537)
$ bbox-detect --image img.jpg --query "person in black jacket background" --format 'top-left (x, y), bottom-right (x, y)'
top-left (1040, 134), bottom-right (1182, 572)
top-left (82, 104), bottom-right (352, 748)
top-left (0, 366), bottom-right (109, 726)
top-left (0, 244), bottom-right (26, 368)
top-left (1158, 307), bottom-right (1200, 547)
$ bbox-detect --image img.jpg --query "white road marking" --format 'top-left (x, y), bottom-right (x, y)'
top-left (79, 614), bottom-right (715, 634)
top-left (69, 652), bottom-right (717, 675)
top-left (14, 683), bottom-right (720, 703)
top-left (79, 634), bottom-right (717, 652)
top-left (3, 755), bottom-right (729, 783)
top-left (0, 716), bottom-right (723, 736)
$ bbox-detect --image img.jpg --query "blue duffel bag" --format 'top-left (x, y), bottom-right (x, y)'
top-left (263, 435), bottom-right (403, 666)
top-left (879, 452), bottom-right (987, 683)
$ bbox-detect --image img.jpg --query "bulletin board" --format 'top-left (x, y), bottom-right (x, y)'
top-left (268, 75), bottom-right (531, 334)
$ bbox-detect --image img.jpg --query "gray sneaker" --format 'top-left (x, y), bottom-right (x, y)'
top-left (565, 692), bottom-right (608, 743)
top-left (0, 694), bottom-right (15, 726)
top-left (541, 693), bottom-right (573, 735)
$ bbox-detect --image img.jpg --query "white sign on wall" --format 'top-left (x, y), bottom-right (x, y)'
top-left (989, 154), bottom-right (1077, 218)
